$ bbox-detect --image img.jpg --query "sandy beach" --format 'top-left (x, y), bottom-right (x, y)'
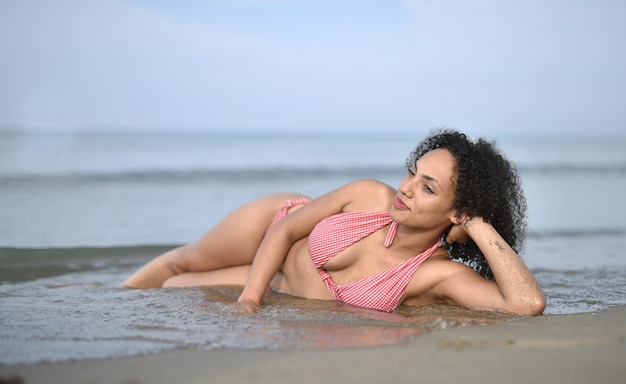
top-left (2, 305), bottom-right (624, 384)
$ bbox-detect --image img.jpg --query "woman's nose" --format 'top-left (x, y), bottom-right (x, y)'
top-left (398, 174), bottom-right (414, 197)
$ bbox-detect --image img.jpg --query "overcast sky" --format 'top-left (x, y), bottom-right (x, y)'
top-left (1, 0), bottom-right (624, 138)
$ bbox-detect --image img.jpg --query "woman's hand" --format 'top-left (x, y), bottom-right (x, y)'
top-left (445, 215), bottom-right (476, 244)
top-left (233, 298), bottom-right (261, 315)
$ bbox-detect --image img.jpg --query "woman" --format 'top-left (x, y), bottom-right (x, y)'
top-left (123, 129), bottom-right (546, 316)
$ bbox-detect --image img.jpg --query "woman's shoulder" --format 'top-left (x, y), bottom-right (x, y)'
top-left (404, 255), bottom-right (482, 305)
top-left (342, 179), bottom-right (396, 212)
top-left (343, 179), bottom-right (396, 197)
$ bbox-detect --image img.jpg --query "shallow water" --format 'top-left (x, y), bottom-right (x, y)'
top-left (0, 265), bottom-right (516, 365)
top-left (2, 240), bottom-right (625, 366)
top-left (1, 131), bottom-right (625, 365)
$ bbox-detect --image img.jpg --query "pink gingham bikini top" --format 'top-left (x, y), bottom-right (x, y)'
top-left (308, 211), bottom-right (441, 312)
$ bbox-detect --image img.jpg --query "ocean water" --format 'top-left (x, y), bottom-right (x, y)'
top-left (1, 129), bottom-right (625, 365)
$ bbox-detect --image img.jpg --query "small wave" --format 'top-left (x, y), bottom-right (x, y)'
top-left (0, 244), bottom-right (177, 264)
top-left (518, 163), bottom-right (626, 175)
top-left (2, 162), bottom-right (624, 186)
top-left (0, 245), bottom-right (176, 283)
top-left (3, 225), bottom-right (623, 265)
top-left (528, 228), bottom-right (626, 239)
top-left (0, 166), bottom-right (403, 186)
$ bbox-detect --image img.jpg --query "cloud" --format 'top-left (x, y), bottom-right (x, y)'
top-left (0, 0), bottom-right (281, 127)
top-left (0, 0), bottom-right (624, 137)
top-left (404, 0), bottom-right (626, 70)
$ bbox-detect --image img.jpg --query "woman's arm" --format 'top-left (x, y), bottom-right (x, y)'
top-left (235, 220), bottom-right (298, 313)
top-left (436, 217), bottom-right (546, 316)
top-left (236, 179), bottom-right (392, 312)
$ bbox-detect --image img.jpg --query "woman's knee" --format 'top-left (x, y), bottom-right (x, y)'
top-left (166, 245), bottom-right (192, 275)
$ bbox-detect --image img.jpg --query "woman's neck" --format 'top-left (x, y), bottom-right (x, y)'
top-left (392, 224), bottom-right (446, 254)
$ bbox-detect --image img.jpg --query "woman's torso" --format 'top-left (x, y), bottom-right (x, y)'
top-left (272, 181), bottom-right (452, 307)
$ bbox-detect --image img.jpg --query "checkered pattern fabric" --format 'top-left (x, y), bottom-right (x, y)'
top-left (309, 211), bottom-right (441, 312)
top-left (270, 197), bottom-right (312, 226)
top-left (269, 200), bottom-right (440, 312)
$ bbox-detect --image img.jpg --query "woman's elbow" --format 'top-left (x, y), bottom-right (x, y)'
top-left (511, 294), bottom-right (546, 316)
top-left (529, 294), bottom-right (547, 316)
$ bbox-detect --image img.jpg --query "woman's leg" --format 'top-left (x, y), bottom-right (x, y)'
top-left (122, 192), bottom-right (309, 289)
top-left (162, 265), bottom-right (252, 288)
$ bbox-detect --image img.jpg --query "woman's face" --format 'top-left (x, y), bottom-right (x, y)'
top-left (392, 148), bottom-right (458, 229)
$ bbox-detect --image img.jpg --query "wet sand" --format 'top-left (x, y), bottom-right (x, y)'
top-left (1, 305), bottom-right (625, 384)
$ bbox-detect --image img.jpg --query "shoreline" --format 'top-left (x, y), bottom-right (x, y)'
top-left (2, 305), bottom-right (625, 384)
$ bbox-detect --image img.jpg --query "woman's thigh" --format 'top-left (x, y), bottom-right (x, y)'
top-left (176, 192), bottom-right (310, 272)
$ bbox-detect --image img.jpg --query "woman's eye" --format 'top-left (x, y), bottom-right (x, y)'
top-left (408, 169), bottom-right (416, 176)
top-left (423, 184), bottom-right (434, 193)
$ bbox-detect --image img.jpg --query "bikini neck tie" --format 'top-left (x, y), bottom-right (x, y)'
top-left (384, 220), bottom-right (399, 248)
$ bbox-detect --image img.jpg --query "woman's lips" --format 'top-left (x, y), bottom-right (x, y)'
top-left (393, 197), bottom-right (410, 210)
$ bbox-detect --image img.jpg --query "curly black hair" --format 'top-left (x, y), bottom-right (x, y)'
top-left (406, 129), bottom-right (528, 280)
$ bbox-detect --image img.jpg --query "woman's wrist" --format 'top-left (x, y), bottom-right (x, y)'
top-left (234, 297), bottom-right (261, 314)
top-left (237, 289), bottom-right (261, 305)
top-left (463, 216), bottom-right (490, 236)
top-left (237, 296), bottom-right (259, 305)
